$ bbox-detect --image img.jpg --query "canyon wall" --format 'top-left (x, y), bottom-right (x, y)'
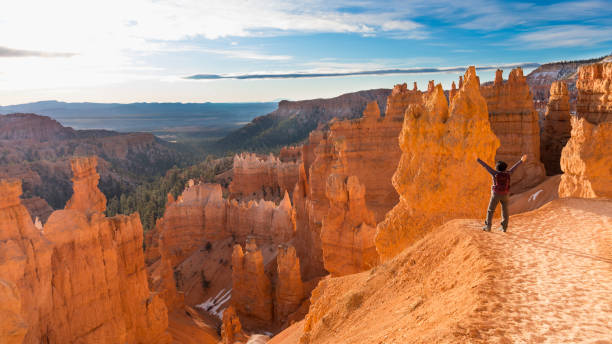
top-left (229, 153), bottom-right (300, 201)
top-left (275, 245), bottom-right (304, 322)
top-left (559, 62), bottom-right (612, 198)
top-left (376, 67), bottom-right (500, 261)
top-left (296, 87), bottom-right (424, 278)
top-left (541, 81), bottom-right (572, 175)
top-left (151, 182), bottom-right (295, 269)
top-left (0, 157), bottom-right (170, 343)
top-left (575, 62), bottom-right (612, 124)
top-left (481, 68), bottom-right (546, 192)
top-left (231, 239), bottom-right (274, 323)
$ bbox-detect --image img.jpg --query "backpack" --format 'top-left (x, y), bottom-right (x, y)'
top-left (494, 172), bottom-right (511, 194)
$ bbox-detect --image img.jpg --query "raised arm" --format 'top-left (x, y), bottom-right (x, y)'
top-left (476, 158), bottom-right (496, 176)
top-left (508, 154), bottom-right (527, 174)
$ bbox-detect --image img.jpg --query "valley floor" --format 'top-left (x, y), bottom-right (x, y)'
top-left (271, 198), bottom-right (612, 343)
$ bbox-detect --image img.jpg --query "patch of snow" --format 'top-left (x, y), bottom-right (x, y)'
top-left (195, 288), bottom-right (232, 320)
top-left (528, 189), bottom-right (544, 203)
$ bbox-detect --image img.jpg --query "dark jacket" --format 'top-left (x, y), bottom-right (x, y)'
top-left (477, 158), bottom-right (522, 195)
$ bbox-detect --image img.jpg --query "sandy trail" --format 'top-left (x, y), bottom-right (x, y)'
top-left (469, 198), bottom-right (612, 343)
top-left (270, 198), bottom-right (612, 344)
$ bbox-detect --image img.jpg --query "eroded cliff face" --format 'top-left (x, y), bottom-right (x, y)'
top-left (481, 68), bottom-right (546, 192)
top-left (375, 67), bottom-right (500, 261)
top-left (231, 239), bottom-right (274, 324)
top-left (541, 81), bottom-right (572, 175)
top-left (153, 182), bottom-right (295, 269)
top-left (275, 245), bottom-right (305, 323)
top-left (575, 62), bottom-right (612, 124)
top-left (295, 90), bottom-right (424, 278)
top-left (321, 175), bottom-right (378, 276)
top-left (559, 117), bottom-right (611, 198)
top-left (559, 62), bottom-right (612, 198)
top-left (0, 157), bottom-right (170, 344)
top-left (229, 153), bottom-right (300, 201)
top-left (64, 156), bottom-right (107, 213)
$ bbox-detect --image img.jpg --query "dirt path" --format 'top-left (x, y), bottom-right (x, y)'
top-left (469, 198), bottom-right (612, 343)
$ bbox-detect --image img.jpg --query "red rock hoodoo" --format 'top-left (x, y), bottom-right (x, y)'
top-left (231, 239), bottom-right (274, 323)
top-left (559, 62), bottom-right (612, 198)
top-left (575, 62), bottom-right (612, 124)
top-left (229, 153), bottom-right (300, 201)
top-left (275, 245), bottom-right (305, 322)
top-left (481, 68), bottom-right (546, 192)
top-left (375, 67), bottom-right (500, 261)
top-left (0, 157), bottom-right (170, 343)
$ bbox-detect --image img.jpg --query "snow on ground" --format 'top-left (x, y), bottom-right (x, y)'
top-left (196, 288), bottom-right (232, 319)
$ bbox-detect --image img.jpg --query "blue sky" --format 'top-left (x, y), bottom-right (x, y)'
top-left (1, 0), bottom-right (611, 104)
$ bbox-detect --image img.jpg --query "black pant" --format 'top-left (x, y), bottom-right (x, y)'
top-left (485, 191), bottom-right (509, 229)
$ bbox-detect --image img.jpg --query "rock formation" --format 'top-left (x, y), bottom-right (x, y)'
top-left (0, 279), bottom-right (27, 344)
top-left (230, 153), bottom-right (300, 201)
top-left (292, 90), bottom-right (424, 279)
top-left (558, 62), bottom-right (612, 198)
top-left (221, 305), bottom-right (247, 344)
top-left (481, 68), bottom-right (546, 192)
top-left (0, 157), bottom-right (171, 343)
top-left (375, 67), bottom-right (500, 261)
top-left (231, 239), bottom-right (273, 323)
top-left (275, 245), bottom-right (305, 321)
top-left (321, 175), bottom-right (378, 276)
top-left (559, 117), bottom-right (611, 198)
top-left (541, 81), bottom-right (572, 175)
top-left (575, 62), bottom-right (612, 124)
top-left (65, 156), bottom-right (107, 213)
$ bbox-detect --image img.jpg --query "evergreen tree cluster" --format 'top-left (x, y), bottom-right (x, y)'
top-left (105, 156), bottom-right (232, 231)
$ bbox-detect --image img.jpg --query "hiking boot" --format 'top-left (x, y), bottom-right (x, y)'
top-left (498, 227), bottom-right (507, 233)
top-left (482, 225), bottom-right (491, 232)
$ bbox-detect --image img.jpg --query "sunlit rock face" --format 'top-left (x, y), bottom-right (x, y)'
top-left (575, 62), bottom-right (612, 124)
top-left (275, 245), bottom-right (305, 321)
top-left (376, 67), bottom-right (500, 261)
top-left (231, 239), bottom-right (273, 323)
top-left (559, 62), bottom-right (612, 199)
top-left (541, 81), bottom-right (572, 175)
top-left (64, 156), bottom-right (107, 213)
top-left (559, 117), bottom-right (611, 198)
top-left (229, 153), bottom-right (300, 201)
top-left (481, 68), bottom-right (546, 192)
top-left (297, 90), bottom-right (424, 277)
top-left (0, 157), bottom-right (170, 344)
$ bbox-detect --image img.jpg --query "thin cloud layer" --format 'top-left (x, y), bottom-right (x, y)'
top-left (0, 46), bottom-right (75, 58)
top-left (185, 63), bottom-right (540, 80)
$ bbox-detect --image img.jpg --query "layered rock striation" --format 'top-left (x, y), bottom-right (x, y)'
top-left (230, 153), bottom-right (300, 201)
top-left (575, 62), bottom-right (612, 124)
top-left (231, 239), bottom-right (274, 323)
top-left (376, 67), bottom-right (500, 261)
top-left (321, 175), bottom-right (378, 276)
top-left (481, 68), bottom-right (546, 192)
top-left (559, 62), bottom-right (612, 198)
top-left (153, 182), bottom-right (295, 269)
top-left (0, 157), bottom-right (170, 343)
top-left (541, 81), bottom-right (572, 175)
top-left (275, 245), bottom-right (305, 322)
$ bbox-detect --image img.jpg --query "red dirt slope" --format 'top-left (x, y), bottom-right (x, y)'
top-left (270, 198), bottom-right (612, 343)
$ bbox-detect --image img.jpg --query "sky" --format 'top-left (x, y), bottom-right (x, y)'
top-left (1, 0), bottom-right (611, 104)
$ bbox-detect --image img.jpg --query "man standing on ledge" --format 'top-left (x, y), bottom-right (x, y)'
top-left (476, 154), bottom-right (527, 232)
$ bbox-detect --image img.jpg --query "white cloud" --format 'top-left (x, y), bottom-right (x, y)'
top-left (513, 25), bottom-right (612, 48)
